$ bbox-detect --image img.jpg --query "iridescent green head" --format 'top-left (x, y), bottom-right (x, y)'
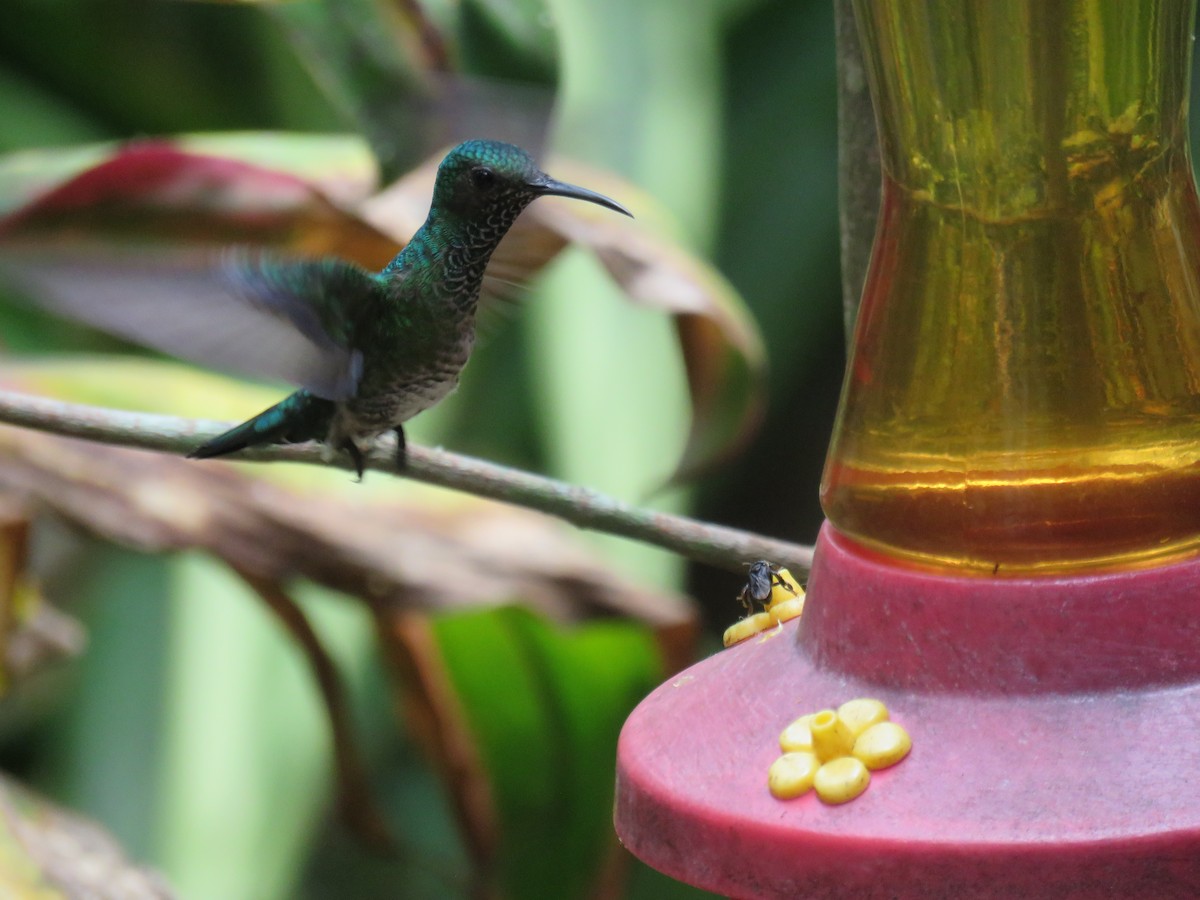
top-left (431, 140), bottom-right (631, 222)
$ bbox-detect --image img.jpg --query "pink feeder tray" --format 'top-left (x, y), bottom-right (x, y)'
top-left (615, 524), bottom-right (1200, 898)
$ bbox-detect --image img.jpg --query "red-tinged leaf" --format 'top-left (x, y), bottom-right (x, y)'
top-left (0, 133), bottom-right (379, 217)
top-left (0, 143), bottom-right (119, 219)
top-left (173, 133), bottom-right (379, 206)
top-left (0, 135), bottom-right (397, 268)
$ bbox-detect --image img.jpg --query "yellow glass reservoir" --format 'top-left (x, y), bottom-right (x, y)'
top-left (823, 0), bottom-right (1200, 574)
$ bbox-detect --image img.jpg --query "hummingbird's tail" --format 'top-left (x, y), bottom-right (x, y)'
top-left (188, 390), bottom-right (335, 460)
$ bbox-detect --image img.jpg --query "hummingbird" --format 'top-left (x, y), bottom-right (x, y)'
top-left (0, 140), bottom-right (631, 478)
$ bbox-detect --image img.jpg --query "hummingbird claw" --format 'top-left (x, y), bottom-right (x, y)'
top-left (394, 426), bottom-right (408, 471)
top-left (342, 440), bottom-right (365, 481)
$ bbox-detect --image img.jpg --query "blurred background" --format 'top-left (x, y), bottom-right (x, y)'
top-left (0, 0), bottom-right (844, 897)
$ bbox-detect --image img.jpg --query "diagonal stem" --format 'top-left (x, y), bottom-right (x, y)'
top-left (0, 389), bottom-right (815, 576)
top-left (234, 567), bottom-right (394, 851)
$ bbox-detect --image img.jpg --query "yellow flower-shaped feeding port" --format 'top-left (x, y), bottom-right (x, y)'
top-left (767, 752), bottom-right (820, 799)
top-left (768, 698), bottom-right (911, 804)
top-left (722, 564), bottom-right (805, 647)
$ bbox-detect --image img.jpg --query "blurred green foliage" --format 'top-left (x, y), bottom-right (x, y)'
top-left (0, 0), bottom-right (845, 897)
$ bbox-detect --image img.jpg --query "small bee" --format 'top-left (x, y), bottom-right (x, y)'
top-left (737, 560), bottom-right (798, 611)
top-left (725, 560), bottom-right (806, 647)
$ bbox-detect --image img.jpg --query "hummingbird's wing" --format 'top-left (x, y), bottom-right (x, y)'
top-left (0, 244), bottom-right (379, 401)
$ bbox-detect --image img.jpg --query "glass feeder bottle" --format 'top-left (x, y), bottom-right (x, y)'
top-left (821, 0), bottom-right (1200, 574)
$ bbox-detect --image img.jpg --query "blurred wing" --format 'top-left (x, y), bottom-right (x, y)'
top-left (0, 244), bottom-right (379, 401)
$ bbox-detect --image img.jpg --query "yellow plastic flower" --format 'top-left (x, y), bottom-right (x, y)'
top-left (768, 698), bottom-right (911, 804)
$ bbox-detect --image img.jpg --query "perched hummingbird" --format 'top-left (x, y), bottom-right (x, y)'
top-left (0, 140), bottom-right (631, 477)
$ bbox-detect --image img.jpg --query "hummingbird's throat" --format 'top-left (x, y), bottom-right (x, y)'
top-left (442, 205), bottom-right (528, 311)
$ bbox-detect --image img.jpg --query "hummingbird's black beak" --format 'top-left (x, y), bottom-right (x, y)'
top-left (532, 175), bottom-right (633, 217)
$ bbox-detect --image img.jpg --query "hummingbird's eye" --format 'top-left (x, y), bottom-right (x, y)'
top-left (470, 166), bottom-right (497, 191)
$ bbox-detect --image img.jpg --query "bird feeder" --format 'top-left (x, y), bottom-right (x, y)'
top-left (615, 1), bottom-right (1200, 896)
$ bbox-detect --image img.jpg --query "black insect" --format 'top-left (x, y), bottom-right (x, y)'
top-left (737, 560), bottom-right (796, 611)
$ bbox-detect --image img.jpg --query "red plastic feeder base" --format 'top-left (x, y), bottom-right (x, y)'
top-left (615, 524), bottom-right (1200, 899)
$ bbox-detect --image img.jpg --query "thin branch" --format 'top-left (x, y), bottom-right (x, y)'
top-left (0, 390), bottom-right (815, 576)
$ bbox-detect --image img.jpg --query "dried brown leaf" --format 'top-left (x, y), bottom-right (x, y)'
top-left (0, 497), bottom-right (85, 691)
top-left (384, 614), bottom-right (497, 869)
top-left (0, 772), bottom-right (174, 898)
top-left (0, 425), bottom-right (694, 631)
top-left (0, 424), bottom-right (697, 861)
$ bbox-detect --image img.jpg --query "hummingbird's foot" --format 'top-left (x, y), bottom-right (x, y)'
top-left (394, 426), bottom-right (408, 470)
top-left (341, 440), bottom-right (365, 481)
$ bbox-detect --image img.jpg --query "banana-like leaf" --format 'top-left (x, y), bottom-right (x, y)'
top-left (0, 135), bottom-right (398, 367)
top-left (459, 0), bottom-right (559, 83)
top-left (201, 0), bottom-right (557, 177)
top-left (0, 133), bottom-right (379, 219)
top-left (0, 134), bottom-right (393, 266)
top-left (258, 0), bottom-right (442, 179)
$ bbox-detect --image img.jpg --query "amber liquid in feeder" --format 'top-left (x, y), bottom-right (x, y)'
top-left (823, 0), bottom-right (1200, 574)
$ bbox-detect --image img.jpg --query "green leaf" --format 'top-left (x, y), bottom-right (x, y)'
top-left (0, 63), bottom-right (110, 154)
top-left (402, 606), bottom-right (666, 900)
top-left (259, 0), bottom-right (435, 178)
top-left (256, 0), bottom-right (559, 175)
top-left (529, 168), bottom-right (768, 481)
top-left (157, 558), bottom-right (369, 900)
top-left (459, 0), bottom-right (559, 83)
top-left (44, 543), bottom-right (174, 874)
